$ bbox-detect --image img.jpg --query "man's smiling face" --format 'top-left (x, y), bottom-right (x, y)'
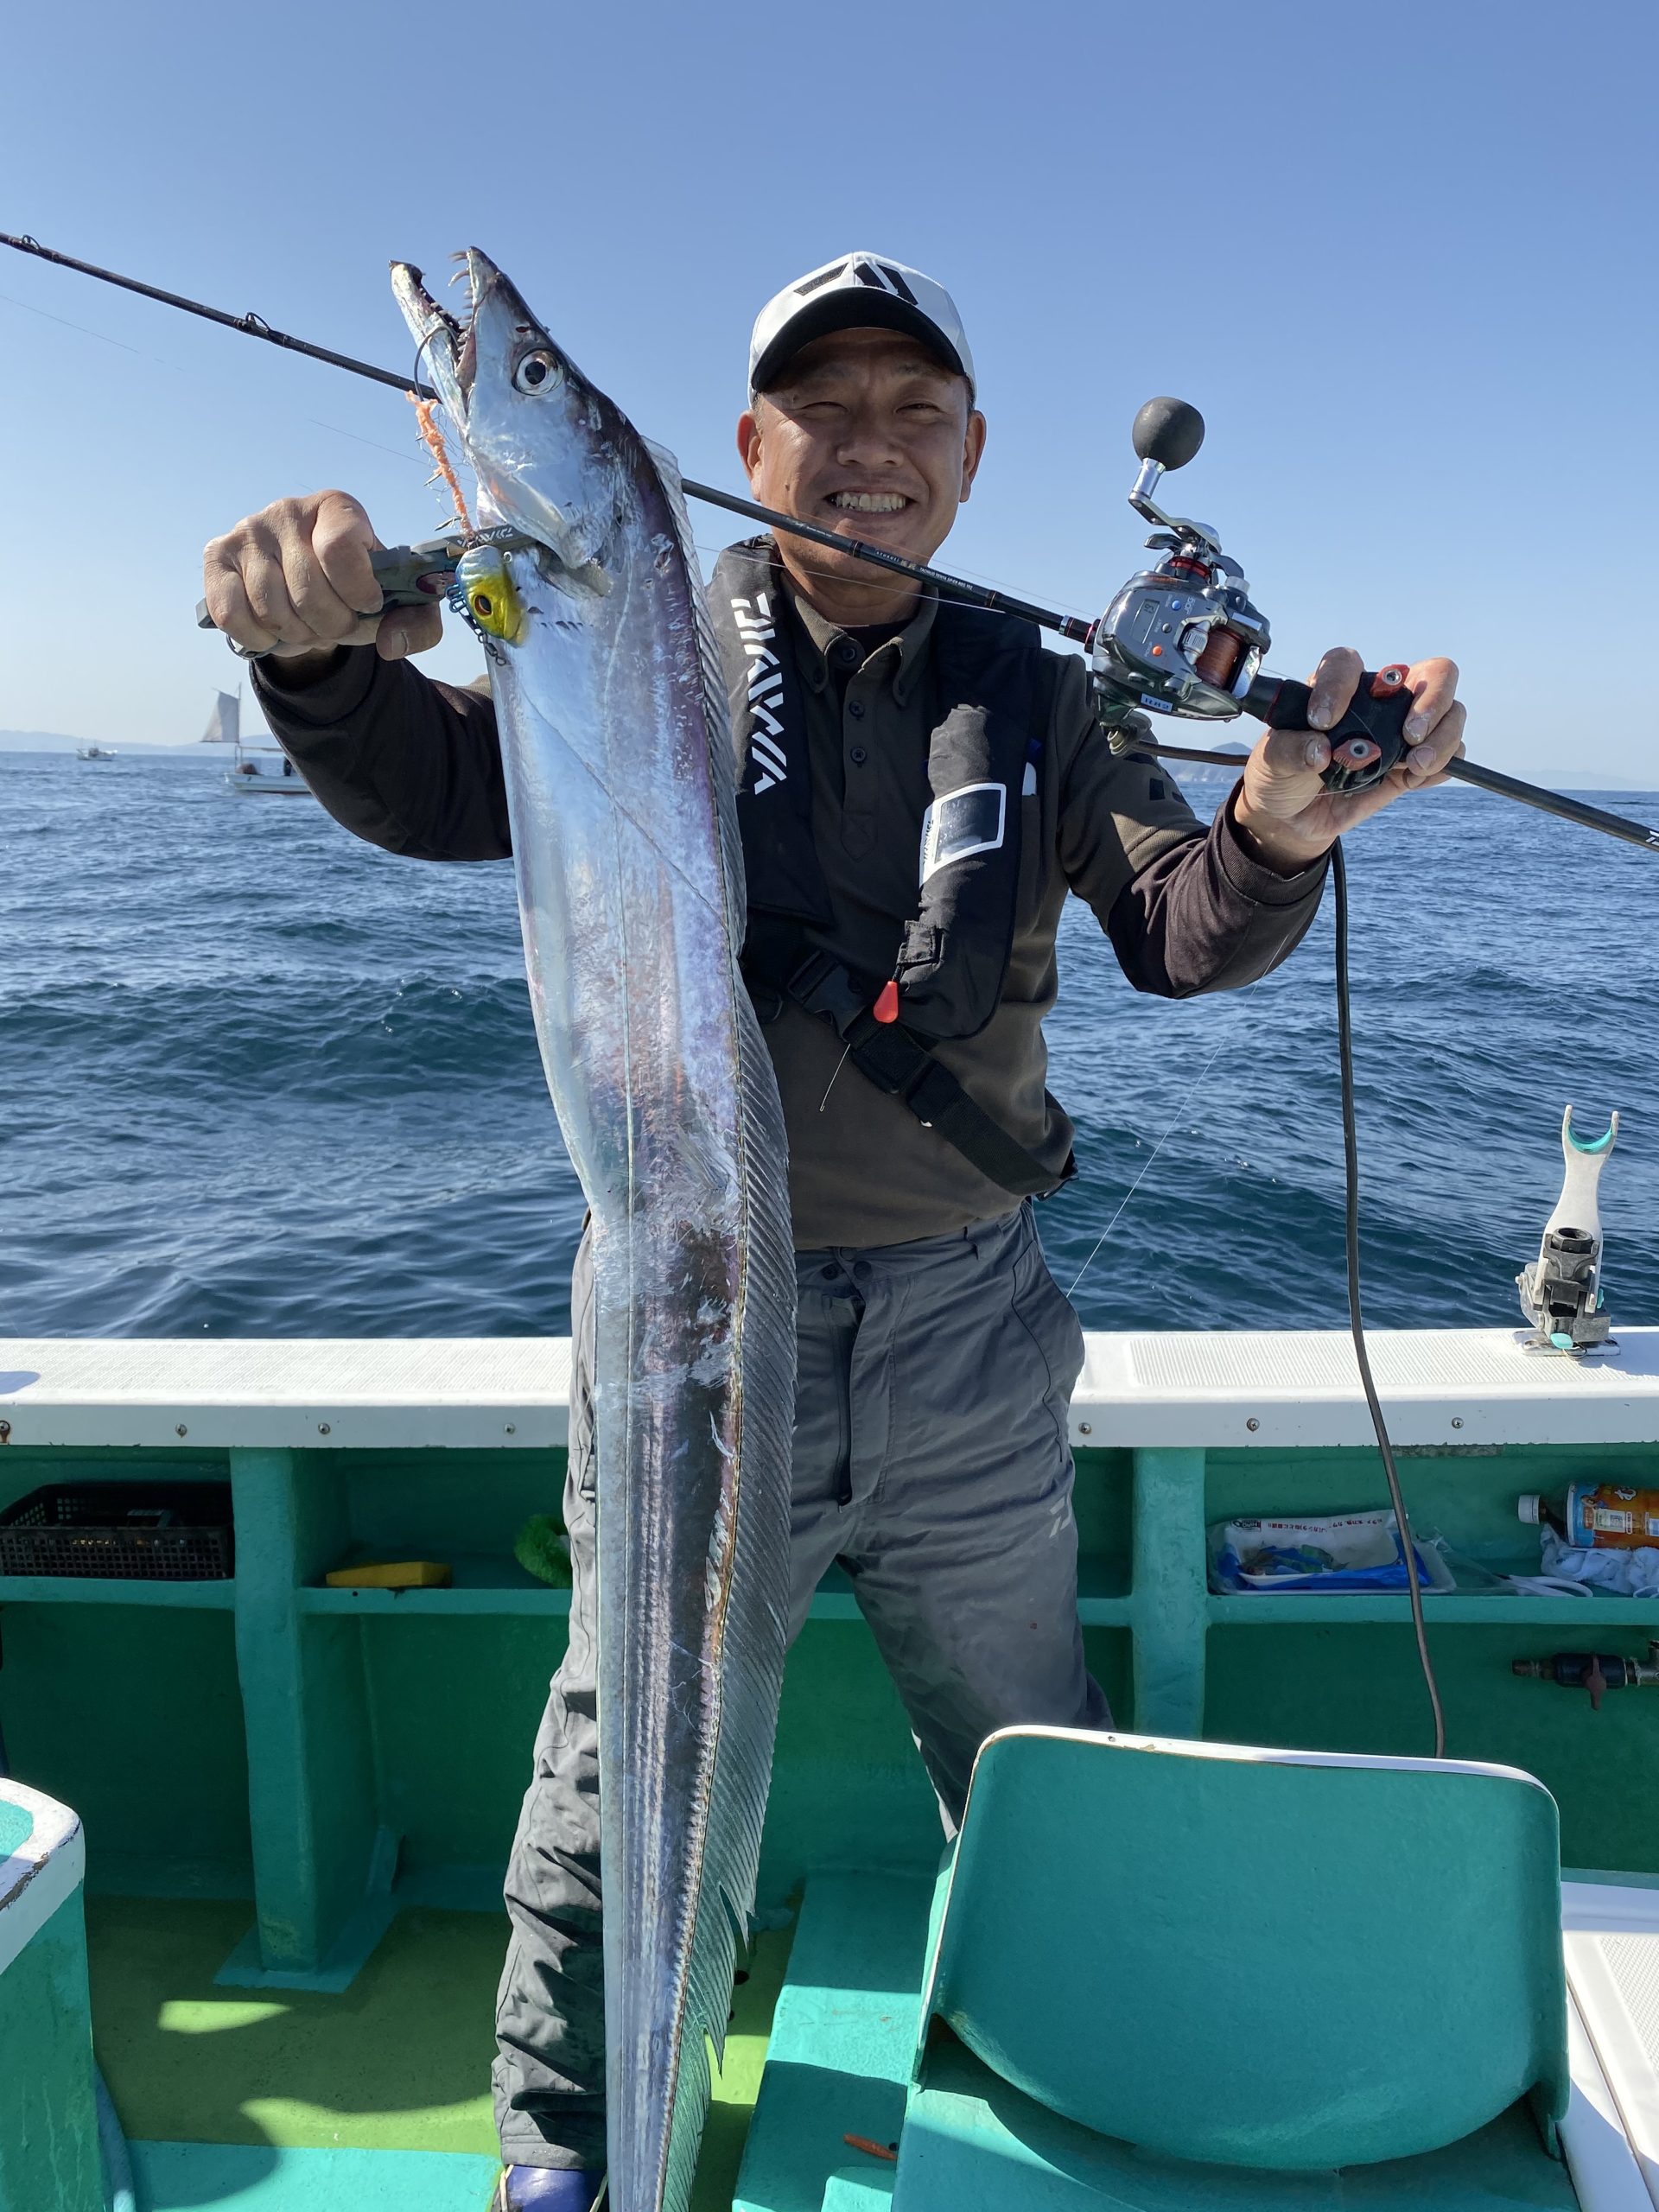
top-left (737, 327), bottom-right (986, 620)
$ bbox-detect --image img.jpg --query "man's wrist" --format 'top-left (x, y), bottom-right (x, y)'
top-left (257, 645), bottom-right (353, 692)
top-left (1230, 789), bottom-right (1332, 876)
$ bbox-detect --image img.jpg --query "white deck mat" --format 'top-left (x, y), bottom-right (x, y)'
top-left (1564, 1881), bottom-right (1659, 2209)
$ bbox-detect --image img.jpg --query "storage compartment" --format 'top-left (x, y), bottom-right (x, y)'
top-left (310, 1446), bottom-right (566, 1601)
top-left (1204, 1440), bottom-right (1659, 1591)
top-left (0, 1480), bottom-right (233, 1580)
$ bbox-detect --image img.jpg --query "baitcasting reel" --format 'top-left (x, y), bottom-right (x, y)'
top-left (1090, 398), bottom-right (1416, 795)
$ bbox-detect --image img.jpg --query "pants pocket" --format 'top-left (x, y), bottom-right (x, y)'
top-left (1011, 1207), bottom-right (1085, 1427)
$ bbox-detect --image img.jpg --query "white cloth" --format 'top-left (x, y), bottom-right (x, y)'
top-left (1536, 1525), bottom-right (1659, 1597)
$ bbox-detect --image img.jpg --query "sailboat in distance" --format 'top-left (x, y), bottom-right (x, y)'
top-left (200, 688), bottom-right (240, 746)
top-left (202, 683), bottom-right (308, 797)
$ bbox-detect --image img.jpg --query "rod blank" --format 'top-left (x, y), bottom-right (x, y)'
top-left (3, 231), bottom-right (1650, 858)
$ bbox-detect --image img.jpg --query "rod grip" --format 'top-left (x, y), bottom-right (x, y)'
top-left (1244, 666), bottom-right (1414, 794)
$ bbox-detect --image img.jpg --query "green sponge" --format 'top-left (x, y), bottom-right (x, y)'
top-left (514, 1512), bottom-right (573, 1588)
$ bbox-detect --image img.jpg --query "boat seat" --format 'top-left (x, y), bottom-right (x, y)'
top-left (905, 1726), bottom-right (1570, 2178)
top-left (0, 1778), bottom-right (102, 2212)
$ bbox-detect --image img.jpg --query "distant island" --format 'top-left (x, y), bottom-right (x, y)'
top-left (0, 728), bottom-right (264, 756)
top-left (1161, 740), bottom-right (1250, 790)
top-left (2, 726), bottom-right (1649, 790)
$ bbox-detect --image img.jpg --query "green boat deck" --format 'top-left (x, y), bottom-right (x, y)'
top-left (71, 1895), bottom-right (788, 2209)
top-left (3, 1330), bottom-right (1659, 2208)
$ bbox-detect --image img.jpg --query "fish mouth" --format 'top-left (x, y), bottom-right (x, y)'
top-left (454, 248), bottom-right (499, 401)
top-left (391, 250), bottom-right (518, 415)
top-left (390, 249), bottom-right (609, 580)
top-left (391, 257), bottom-right (469, 423)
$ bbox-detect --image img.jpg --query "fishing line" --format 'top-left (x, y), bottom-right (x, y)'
top-left (817, 1044), bottom-right (853, 1114)
top-left (0, 286), bottom-right (427, 470)
top-left (302, 418), bottom-right (429, 467)
top-left (0, 285), bottom-right (159, 359)
top-left (1065, 975), bottom-right (1267, 1297)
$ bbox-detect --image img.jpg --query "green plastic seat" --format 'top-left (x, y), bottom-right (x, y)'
top-left (0, 1779), bottom-right (102, 2212)
top-left (912, 1726), bottom-right (1569, 2173)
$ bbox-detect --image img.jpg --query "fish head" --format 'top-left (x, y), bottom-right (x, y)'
top-left (391, 250), bottom-right (632, 579)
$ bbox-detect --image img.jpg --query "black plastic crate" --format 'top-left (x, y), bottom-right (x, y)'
top-left (0, 1483), bottom-right (234, 1580)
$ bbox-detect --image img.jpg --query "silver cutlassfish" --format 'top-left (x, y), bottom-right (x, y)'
top-left (391, 250), bottom-right (794, 2212)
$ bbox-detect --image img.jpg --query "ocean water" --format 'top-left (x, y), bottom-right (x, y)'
top-left (3, 747), bottom-right (1656, 1340)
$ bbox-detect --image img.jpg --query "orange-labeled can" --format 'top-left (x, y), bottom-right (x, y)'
top-left (1520, 1484), bottom-right (1659, 1550)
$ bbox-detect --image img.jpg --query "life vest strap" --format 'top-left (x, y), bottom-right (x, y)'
top-left (747, 937), bottom-right (1074, 1200)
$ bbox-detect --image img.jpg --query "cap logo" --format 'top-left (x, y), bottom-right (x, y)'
top-left (791, 257), bottom-right (920, 308)
top-left (853, 259), bottom-right (918, 304)
top-left (793, 259), bottom-right (849, 298)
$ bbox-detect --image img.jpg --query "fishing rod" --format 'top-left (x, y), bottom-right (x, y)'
top-left (7, 231), bottom-right (1655, 858)
top-left (0, 232), bottom-right (1090, 645)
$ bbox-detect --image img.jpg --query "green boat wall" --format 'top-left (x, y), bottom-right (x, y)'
top-left (3, 1329), bottom-right (1659, 2207)
top-left (4, 1331), bottom-right (1659, 1967)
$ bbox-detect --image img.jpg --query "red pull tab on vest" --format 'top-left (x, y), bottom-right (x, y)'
top-left (874, 980), bottom-right (900, 1025)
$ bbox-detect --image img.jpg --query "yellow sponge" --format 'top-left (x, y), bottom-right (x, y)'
top-left (324, 1560), bottom-right (452, 1590)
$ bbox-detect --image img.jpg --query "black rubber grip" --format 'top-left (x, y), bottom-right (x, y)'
top-left (1243, 670), bottom-right (1414, 795)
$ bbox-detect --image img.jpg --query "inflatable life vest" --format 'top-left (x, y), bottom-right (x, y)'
top-left (710, 538), bottom-right (1071, 1198)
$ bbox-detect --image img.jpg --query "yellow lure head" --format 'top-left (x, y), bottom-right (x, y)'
top-left (456, 543), bottom-right (526, 645)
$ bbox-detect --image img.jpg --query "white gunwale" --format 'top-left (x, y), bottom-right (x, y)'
top-left (2, 1328), bottom-right (1658, 1452)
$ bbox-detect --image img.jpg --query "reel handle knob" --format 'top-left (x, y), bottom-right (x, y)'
top-left (1243, 664), bottom-right (1414, 794)
top-left (1131, 397), bottom-right (1205, 472)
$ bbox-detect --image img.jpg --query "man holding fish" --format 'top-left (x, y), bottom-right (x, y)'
top-left (205, 250), bottom-right (1465, 2210)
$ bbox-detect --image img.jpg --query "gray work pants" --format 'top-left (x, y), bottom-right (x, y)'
top-left (493, 1202), bottom-right (1107, 2169)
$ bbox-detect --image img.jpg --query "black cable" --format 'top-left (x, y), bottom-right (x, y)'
top-left (1332, 842), bottom-right (1447, 1758)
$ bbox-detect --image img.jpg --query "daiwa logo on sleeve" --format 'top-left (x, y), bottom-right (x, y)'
top-left (730, 591), bottom-right (788, 794)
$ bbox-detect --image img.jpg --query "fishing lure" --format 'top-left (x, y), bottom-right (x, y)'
top-left (454, 542), bottom-right (526, 646)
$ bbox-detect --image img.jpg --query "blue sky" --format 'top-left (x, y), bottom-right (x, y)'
top-left (3, 0), bottom-right (1654, 779)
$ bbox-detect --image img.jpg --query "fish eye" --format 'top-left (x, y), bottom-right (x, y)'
top-left (514, 349), bottom-right (563, 395)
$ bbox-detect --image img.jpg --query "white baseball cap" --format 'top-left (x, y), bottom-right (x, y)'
top-left (748, 251), bottom-right (976, 398)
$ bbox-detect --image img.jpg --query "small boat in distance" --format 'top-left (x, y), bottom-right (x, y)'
top-left (227, 741), bottom-right (307, 795)
top-left (75, 743), bottom-right (117, 760)
top-left (205, 683), bottom-right (308, 797)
